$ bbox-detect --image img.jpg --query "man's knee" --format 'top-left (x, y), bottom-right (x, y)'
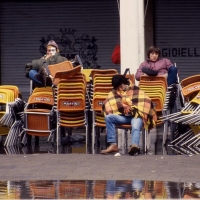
top-left (105, 114), bottom-right (112, 122)
top-left (131, 118), bottom-right (143, 130)
top-left (169, 66), bottom-right (177, 74)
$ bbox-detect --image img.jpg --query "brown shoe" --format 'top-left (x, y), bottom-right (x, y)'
top-left (101, 144), bottom-right (119, 154)
top-left (128, 145), bottom-right (140, 156)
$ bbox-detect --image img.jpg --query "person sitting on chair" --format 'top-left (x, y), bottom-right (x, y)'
top-left (101, 74), bottom-right (157, 156)
top-left (27, 40), bottom-right (67, 87)
top-left (135, 46), bottom-right (178, 86)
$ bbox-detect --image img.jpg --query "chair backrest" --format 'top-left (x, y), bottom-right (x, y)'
top-left (181, 74), bottom-right (200, 88)
top-left (81, 69), bottom-right (92, 83)
top-left (0, 85), bottom-right (20, 99)
top-left (48, 60), bottom-right (74, 78)
top-left (53, 66), bottom-right (82, 85)
top-left (140, 75), bottom-right (168, 90)
top-left (27, 92), bottom-right (54, 106)
top-left (181, 82), bottom-right (200, 100)
top-left (91, 69), bottom-right (118, 80)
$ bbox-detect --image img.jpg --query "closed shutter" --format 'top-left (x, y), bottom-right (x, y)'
top-left (154, 0), bottom-right (200, 81)
top-left (0, 0), bottom-right (120, 101)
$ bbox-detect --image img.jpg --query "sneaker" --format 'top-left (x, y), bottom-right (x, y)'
top-left (128, 145), bottom-right (140, 156)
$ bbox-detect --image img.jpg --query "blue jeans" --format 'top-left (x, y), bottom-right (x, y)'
top-left (167, 66), bottom-right (178, 86)
top-left (29, 69), bottom-right (43, 85)
top-left (105, 114), bottom-right (143, 146)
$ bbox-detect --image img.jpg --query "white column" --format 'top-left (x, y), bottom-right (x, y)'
top-left (120, 0), bottom-right (145, 82)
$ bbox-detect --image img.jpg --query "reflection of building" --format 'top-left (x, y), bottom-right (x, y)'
top-left (1, 0), bottom-right (200, 101)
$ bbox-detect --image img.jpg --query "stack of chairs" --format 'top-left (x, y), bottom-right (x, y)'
top-left (90, 69), bottom-right (118, 152)
top-left (29, 181), bottom-right (56, 199)
top-left (91, 69), bottom-right (141, 154)
top-left (161, 74), bottom-right (200, 155)
top-left (21, 87), bottom-right (56, 145)
top-left (0, 85), bottom-right (22, 145)
top-left (138, 76), bottom-right (169, 148)
top-left (139, 76), bottom-right (167, 115)
top-left (48, 61), bottom-right (89, 150)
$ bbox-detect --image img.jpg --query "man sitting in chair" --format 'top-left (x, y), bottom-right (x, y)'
top-left (101, 75), bottom-right (157, 156)
top-left (135, 46), bottom-right (178, 86)
top-left (27, 40), bottom-right (67, 87)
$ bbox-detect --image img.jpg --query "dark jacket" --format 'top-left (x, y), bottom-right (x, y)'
top-left (31, 52), bottom-right (67, 71)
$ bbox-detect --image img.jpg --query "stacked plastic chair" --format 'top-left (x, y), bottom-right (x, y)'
top-left (138, 75), bottom-right (170, 150)
top-left (160, 74), bottom-right (200, 155)
top-left (21, 86), bottom-right (56, 145)
top-left (90, 69), bottom-right (140, 153)
top-left (0, 85), bottom-right (24, 147)
top-left (90, 69), bottom-right (118, 152)
top-left (47, 61), bottom-right (89, 151)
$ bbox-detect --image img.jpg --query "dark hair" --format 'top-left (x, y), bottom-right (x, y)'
top-left (147, 46), bottom-right (161, 59)
top-left (112, 74), bottom-right (130, 89)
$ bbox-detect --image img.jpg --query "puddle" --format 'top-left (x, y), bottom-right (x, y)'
top-left (0, 180), bottom-right (199, 199)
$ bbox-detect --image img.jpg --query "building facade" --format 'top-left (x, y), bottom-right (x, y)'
top-left (0, 0), bottom-right (200, 100)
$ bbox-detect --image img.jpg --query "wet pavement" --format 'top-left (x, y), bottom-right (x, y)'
top-left (0, 126), bottom-right (200, 199)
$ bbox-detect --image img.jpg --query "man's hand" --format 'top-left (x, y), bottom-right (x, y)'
top-left (123, 104), bottom-right (131, 115)
top-left (45, 54), bottom-right (52, 60)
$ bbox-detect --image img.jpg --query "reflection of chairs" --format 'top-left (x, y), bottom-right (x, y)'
top-left (93, 180), bottom-right (107, 199)
top-left (29, 181), bottom-right (56, 199)
top-left (58, 181), bottom-right (87, 199)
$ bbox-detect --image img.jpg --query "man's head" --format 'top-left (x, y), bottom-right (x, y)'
top-left (112, 74), bottom-right (130, 90)
top-left (46, 40), bottom-right (59, 56)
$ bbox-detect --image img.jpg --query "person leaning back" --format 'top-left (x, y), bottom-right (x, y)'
top-left (135, 46), bottom-right (178, 86)
top-left (26, 40), bottom-right (67, 87)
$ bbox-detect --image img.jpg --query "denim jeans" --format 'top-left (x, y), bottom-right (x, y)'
top-left (167, 66), bottom-right (178, 86)
top-left (29, 69), bottom-right (43, 85)
top-left (105, 114), bottom-right (143, 146)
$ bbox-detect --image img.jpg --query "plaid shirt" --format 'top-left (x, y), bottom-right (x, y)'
top-left (102, 85), bottom-right (157, 130)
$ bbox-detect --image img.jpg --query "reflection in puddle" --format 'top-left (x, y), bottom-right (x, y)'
top-left (0, 180), bottom-right (200, 199)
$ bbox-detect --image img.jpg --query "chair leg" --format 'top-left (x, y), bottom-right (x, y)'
top-left (92, 124), bottom-right (95, 154)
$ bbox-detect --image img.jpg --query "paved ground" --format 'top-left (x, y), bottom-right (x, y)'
top-left (0, 153), bottom-right (199, 183)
